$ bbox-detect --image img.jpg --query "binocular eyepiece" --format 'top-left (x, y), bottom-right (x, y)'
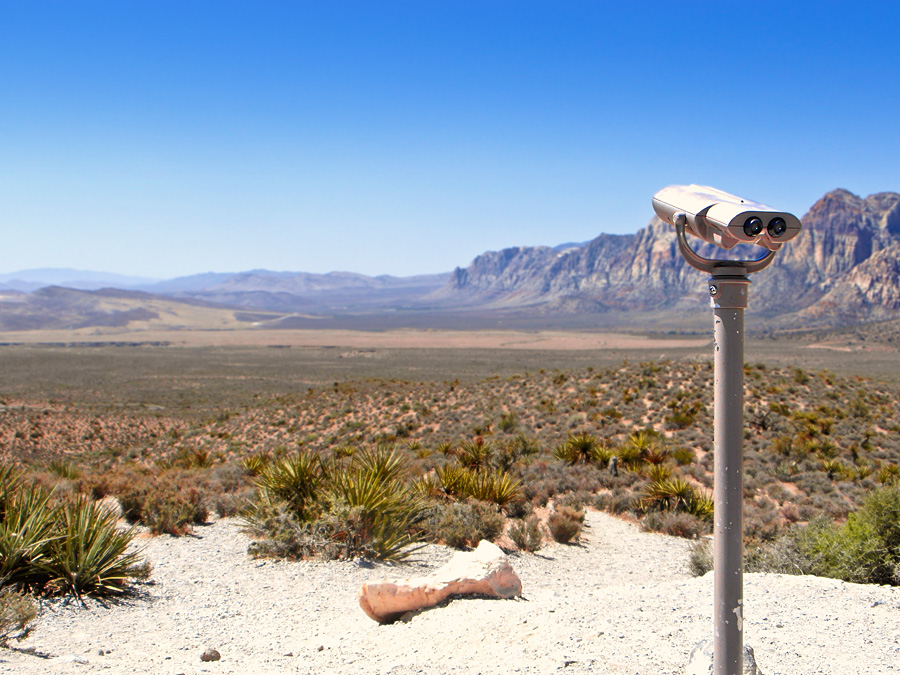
top-left (652, 185), bottom-right (801, 252)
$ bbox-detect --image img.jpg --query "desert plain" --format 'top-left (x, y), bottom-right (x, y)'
top-left (1, 326), bottom-right (899, 674)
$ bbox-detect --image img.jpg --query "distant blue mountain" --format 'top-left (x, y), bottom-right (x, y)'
top-left (0, 268), bottom-right (161, 292)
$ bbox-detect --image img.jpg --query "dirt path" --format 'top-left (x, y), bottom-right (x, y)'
top-left (2, 512), bottom-right (898, 674)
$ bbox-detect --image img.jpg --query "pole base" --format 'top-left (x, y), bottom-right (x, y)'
top-left (685, 639), bottom-right (764, 675)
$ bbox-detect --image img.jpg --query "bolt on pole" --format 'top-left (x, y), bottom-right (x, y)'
top-left (709, 268), bottom-right (749, 675)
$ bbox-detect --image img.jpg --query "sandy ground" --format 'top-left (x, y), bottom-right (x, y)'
top-left (2, 511), bottom-right (897, 675)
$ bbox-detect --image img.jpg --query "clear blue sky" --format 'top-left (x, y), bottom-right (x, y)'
top-left (2, 1), bottom-right (899, 279)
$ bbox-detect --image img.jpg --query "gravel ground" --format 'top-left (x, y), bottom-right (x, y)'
top-left (2, 511), bottom-right (898, 675)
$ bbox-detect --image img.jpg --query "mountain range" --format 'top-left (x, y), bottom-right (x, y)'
top-left (2, 188), bottom-right (899, 333)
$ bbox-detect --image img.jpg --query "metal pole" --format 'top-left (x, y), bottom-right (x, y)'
top-left (709, 266), bottom-right (749, 675)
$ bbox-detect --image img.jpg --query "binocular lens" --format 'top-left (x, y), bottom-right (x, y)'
top-left (768, 218), bottom-right (787, 237)
top-left (743, 217), bottom-right (764, 237)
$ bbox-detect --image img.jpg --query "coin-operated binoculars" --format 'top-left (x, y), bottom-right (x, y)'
top-left (652, 185), bottom-right (802, 675)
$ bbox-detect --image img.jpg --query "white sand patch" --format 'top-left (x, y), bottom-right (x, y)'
top-left (2, 512), bottom-right (897, 674)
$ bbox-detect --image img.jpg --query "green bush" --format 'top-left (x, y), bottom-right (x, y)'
top-left (744, 486), bottom-right (900, 586)
top-left (799, 486), bottom-right (900, 585)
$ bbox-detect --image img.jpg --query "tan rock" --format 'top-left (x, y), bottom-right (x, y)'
top-left (358, 540), bottom-right (522, 623)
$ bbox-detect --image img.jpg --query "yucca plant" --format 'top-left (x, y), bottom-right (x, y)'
top-left (464, 469), bottom-right (523, 507)
top-left (255, 451), bottom-right (324, 521)
top-left (457, 440), bottom-right (493, 470)
top-left (642, 476), bottom-right (698, 514)
top-left (620, 429), bottom-right (663, 469)
top-left (326, 448), bottom-right (427, 561)
top-left (241, 452), bottom-right (271, 475)
top-left (821, 458), bottom-right (847, 481)
top-left (350, 446), bottom-right (406, 484)
top-left (685, 490), bottom-right (714, 519)
top-left (590, 442), bottom-right (616, 465)
top-left (47, 459), bottom-right (81, 480)
top-left (0, 486), bottom-right (59, 590)
top-left (877, 464), bottom-right (900, 486)
top-left (435, 464), bottom-right (473, 499)
top-left (645, 464), bottom-right (672, 483)
top-left (412, 473), bottom-right (443, 499)
top-left (171, 447), bottom-right (216, 469)
top-left (554, 434), bottom-right (599, 465)
top-left (0, 465), bottom-right (25, 520)
top-left (39, 497), bottom-right (145, 598)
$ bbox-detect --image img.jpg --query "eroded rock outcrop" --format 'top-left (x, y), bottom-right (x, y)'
top-left (435, 188), bottom-right (900, 326)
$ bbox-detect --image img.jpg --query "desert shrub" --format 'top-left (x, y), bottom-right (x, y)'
top-left (142, 487), bottom-right (208, 535)
top-left (518, 460), bottom-right (605, 506)
top-left (689, 540), bottom-right (714, 576)
top-left (744, 533), bottom-right (813, 575)
top-left (496, 434), bottom-right (539, 470)
top-left (213, 489), bottom-right (252, 518)
top-left (0, 588), bottom-right (36, 646)
top-left (429, 501), bottom-right (504, 549)
top-left (509, 515), bottom-right (543, 553)
top-left (547, 506), bottom-right (583, 544)
top-left (594, 488), bottom-right (634, 514)
top-left (554, 490), bottom-right (593, 512)
top-left (743, 502), bottom-right (782, 544)
top-left (107, 467), bottom-right (210, 535)
top-left (503, 495), bottom-right (533, 518)
top-left (641, 511), bottom-right (708, 539)
top-left (245, 499), bottom-right (344, 560)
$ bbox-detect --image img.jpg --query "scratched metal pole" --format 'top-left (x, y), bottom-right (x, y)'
top-left (709, 266), bottom-right (749, 675)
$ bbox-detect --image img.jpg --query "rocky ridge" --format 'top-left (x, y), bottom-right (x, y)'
top-left (438, 189), bottom-right (900, 327)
